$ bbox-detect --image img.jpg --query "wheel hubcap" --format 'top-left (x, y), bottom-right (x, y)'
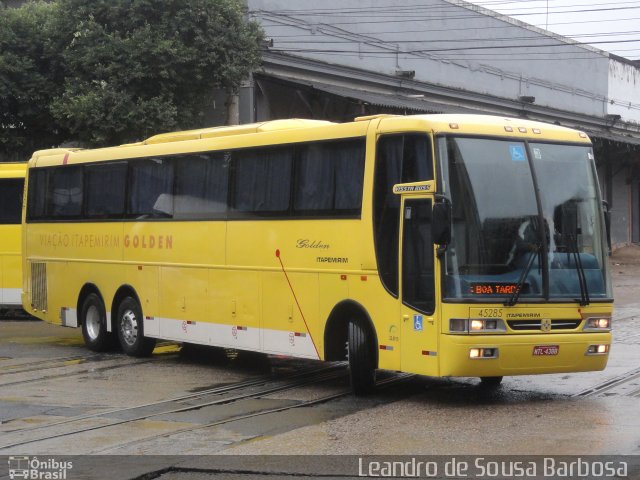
top-left (85, 305), bottom-right (101, 340)
top-left (121, 310), bottom-right (138, 346)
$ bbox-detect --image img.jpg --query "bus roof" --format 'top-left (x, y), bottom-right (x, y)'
top-left (376, 114), bottom-right (592, 144)
top-left (0, 162), bottom-right (27, 179)
top-left (28, 114), bottom-right (591, 168)
top-left (140, 119), bottom-right (335, 145)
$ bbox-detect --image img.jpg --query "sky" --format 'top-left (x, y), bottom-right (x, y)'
top-left (469, 0), bottom-right (640, 60)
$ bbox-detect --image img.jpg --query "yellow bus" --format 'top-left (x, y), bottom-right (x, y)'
top-left (22, 115), bottom-right (612, 393)
top-left (1, 162), bottom-right (27, 313)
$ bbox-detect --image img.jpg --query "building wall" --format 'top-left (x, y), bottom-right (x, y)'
top-left (610, 166), bottom-right (631, 248)
top-left (608, 59), bottom-right (640, 124)
top-left (248, 0), bottom-right (611, 118)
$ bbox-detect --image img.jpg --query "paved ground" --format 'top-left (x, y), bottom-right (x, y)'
top-left (610, 244), bottom-right (640, 308)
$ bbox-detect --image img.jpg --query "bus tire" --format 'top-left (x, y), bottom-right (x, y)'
top-left (116, 296), bottom-right (155, 357)
top-left (348, 318), bottom-right (376, 395)
top-left (80, 293), bottom-right (113, 352)
top-left (479, 376), bottom-right (503, 388)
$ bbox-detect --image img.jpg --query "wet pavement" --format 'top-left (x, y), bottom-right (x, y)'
top-left (0, 246), bottom-right (639, 477)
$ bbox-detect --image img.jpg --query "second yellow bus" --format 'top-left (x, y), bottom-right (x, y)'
top-left (1, 162), bottom-right (27, 314)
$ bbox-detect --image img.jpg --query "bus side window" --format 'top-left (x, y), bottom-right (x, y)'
top-left (85, 162), bottom-right (127, 218)
top-left (374, 134), bottom-right (433, 297)
top-left (0, 178), bottom-right (25, 224)
top-left (50, 166), bottom-right (83, 218)
top-left (294, 139), bottom-right (365, 215)
top-left (174, 153), bottom-right (229, 219)
top-left (402, 199), bottom-right (435, 314)
top-left (333, 140), bottom-right (365, 211)
top-left (233, 146), bottom-right (293, 215)
top-left (27, 169), bottom-right (48, 221)
top-left (129, 159), bottom-right (174, 218)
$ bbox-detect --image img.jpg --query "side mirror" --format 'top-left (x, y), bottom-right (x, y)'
top-left (602, 200), bottom-right (612, 254)
top-left (432, 201), bottom-right (451, 246)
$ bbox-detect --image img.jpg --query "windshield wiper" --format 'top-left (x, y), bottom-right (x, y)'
top-left (569, 234), bottom-right (590, 306)
top-left (504, 243), bottom-right (540, 307)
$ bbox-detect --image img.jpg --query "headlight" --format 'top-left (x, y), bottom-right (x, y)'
top-left (470, 320), bottom-right (484, 331)
top-left (449, 318), bottom-right (506, 333)
top-left (449, 318), bottom-right (468, 332)
top-left (469, 318), bottom-right (506, 333)
top-left (586, 344), bottom-right (609, 355)
top-left (584, 317), bottom-right (611, 331)
top-left (469, 347), bottom-right (499, 359)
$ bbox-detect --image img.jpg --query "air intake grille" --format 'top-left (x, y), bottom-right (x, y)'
top-left (31, 262), bottom-right (48, 311)
top-left (507, 320), bottom-right (581, 331)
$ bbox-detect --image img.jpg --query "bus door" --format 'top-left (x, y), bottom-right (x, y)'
top-left (399, 195), bottom-right (439, 376)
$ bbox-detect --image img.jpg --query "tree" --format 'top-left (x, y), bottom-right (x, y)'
top-left (52, 0), bottom-right (263, 147)
top-left (0, 0), bottom-right (263, 159)
top-left (0, 2), bottom-right (67, 161)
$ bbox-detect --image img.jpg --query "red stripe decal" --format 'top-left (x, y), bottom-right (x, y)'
top-left (63, 153), bottom-right (69, 165)
top-left (276, 250), bottom-right (320, 359)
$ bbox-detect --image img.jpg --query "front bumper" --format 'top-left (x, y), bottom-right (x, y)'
top-left (439, 332), bottom-right (611, 377)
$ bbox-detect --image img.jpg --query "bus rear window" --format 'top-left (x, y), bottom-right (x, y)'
top-left (0, 178), bottom-right (24, 224)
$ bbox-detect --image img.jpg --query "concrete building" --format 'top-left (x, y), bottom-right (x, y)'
top-left (242, 0), bottom-right (640, 249)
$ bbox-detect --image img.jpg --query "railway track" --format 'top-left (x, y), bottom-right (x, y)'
top-left (0, 356), bottom-right (159, 388)
top-left (0, 362), bottom-right (353, 451)
top-left (91, 372), bottom-right (415, 455)
top-left (1, 361), bottom-right (347, 434)
top-left (0, 346), bottom-right (181, 388)
top-left (0, 353), bottom-right (100, 375)
top-left (573, 365), bottom-right (640, 398)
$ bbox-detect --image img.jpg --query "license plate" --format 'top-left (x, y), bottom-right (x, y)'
top-left (533, 345), bottom-right (559, 356)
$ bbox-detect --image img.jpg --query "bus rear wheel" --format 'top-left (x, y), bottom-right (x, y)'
top-left (348, 318), bottom-right (376, 395)
top-left (80, 293), bottom-right (114, 352)
top-left (116, 296), bottom-right (156, 357)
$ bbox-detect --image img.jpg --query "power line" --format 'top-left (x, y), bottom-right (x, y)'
top-left (253, 7), bottom-right (640, 27)
top-left (268, 37), bottom-right (640, 55)
top-left (263, 16), bottom-right (640, 38)
top-left (270, 30), bottom-right (640, 44)
top-left (255, 1), bottom-right (640, 16)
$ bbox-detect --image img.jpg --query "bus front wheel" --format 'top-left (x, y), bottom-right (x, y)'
top-left (348, 319), bottom-right (376, 395)
top-left (116, 297), bottom-right (156, 357)
top-left (80, 293), bottom-right (114, 352)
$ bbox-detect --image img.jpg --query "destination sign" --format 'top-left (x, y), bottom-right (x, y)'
top-left (469, 282), bottom-right (520, 295)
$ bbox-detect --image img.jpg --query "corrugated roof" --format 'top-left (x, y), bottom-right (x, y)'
top-left (586, 129), bottom-right (640, 147)
top-left (307, 82), bottom-right (476, 114)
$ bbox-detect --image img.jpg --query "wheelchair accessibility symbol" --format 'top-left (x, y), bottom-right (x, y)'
top-left (413, 315), bottom-right (423, 332)
top-left (509, 144), bottom-right (526, 162)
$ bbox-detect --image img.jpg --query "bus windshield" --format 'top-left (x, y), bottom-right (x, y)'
top-left (440, 136), bottom-right (611, 303)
